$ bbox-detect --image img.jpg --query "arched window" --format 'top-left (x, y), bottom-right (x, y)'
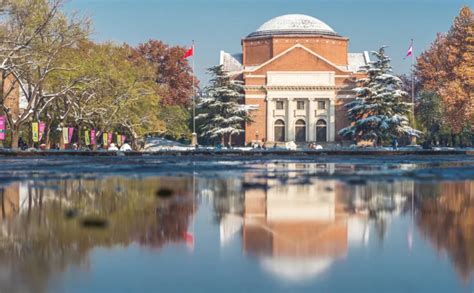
top-left (316, 119), bottom-right (327, 142)
top-left (295, 119), bottom-right (306, 142)
top-left (274, 119), bottom-right (285, 142)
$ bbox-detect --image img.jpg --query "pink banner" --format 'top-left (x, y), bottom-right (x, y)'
top-left (90, 129), bottom-right (96, 145)
top-left (122, 135), bottom-right (126, 145)
top-left (68, 127), bottom-right (74, 143)
top-left (108, 132), bottom-right (113, 144)
top-left (39, 121), bottom-right (46, 142)
top-left (0, 116), bottom-right (5, 141)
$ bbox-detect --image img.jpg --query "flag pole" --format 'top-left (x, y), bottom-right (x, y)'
top-left (411, 39), bottom-right (415, 118)
top-left (191, 40), bottom-right (197, 146)
top-left (410, 39), bottom-right (417, 145)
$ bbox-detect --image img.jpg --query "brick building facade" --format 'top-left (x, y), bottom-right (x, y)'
top-left (220, 14), bottom-right (369, 146)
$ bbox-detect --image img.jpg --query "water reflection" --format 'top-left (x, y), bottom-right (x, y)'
top-left (0, 166), bottom-right (473, 291)
top-left (416, 181), bottom-right (474, 282)
top-left (0, 178), bottom-right (195, 292)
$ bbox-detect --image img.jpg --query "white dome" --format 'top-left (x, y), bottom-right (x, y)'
top-left (260, 256), bottom-right (333, 283)
top-left (249, 14), bottom-right (337, 37)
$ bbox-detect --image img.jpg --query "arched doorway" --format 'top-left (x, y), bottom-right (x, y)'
top-left (295, 120), bottom-right (306, 142)
top-left (316, 119), bottom-right (327, 142)
top-left (274, 119), bottom-right (285, 142)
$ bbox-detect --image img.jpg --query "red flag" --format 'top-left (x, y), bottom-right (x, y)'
top-left (183, 231), bottom-right (194, 249)
top-left (182, 46), bottom-right (193, 60)
top-left (404, 40), bottom-right (413, 59)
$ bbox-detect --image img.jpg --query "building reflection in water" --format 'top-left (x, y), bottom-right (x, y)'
top-left (235, 163), bottom-right (474, 284)
top-left (0, 167), bottom-right (474, 291)
top-left (239, 163), bottom-right (371, 282)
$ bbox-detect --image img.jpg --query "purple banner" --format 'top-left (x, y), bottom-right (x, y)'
top-left (68, 127), bottom-right (74, 143)
top-left (108, 132), bottom-right (113, 144)
top-left (90, 129), bottom-right (96, 145)
top-left (0, 116), bottom-right (5, 141)
top-left (39, 121), bottom-right (46, 142)
top-left (122, 135), bottom-right (126, 145)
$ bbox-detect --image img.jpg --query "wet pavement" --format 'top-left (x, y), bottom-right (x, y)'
top-left (0, 155), bottom-right (473, 292)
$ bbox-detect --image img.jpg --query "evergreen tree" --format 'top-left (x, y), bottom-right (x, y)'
top-left (416, 91), bottom-right (446, 145)
top-left (196, 65), bottom-right (253, 145)
top-left (339, 46), bottom-right (420, 144)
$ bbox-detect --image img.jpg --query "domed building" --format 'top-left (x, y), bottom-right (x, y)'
top-left (220, 14), bottom-right (370, 145)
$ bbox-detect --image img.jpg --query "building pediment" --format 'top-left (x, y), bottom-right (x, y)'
top-left (247, 44), bottom-right (349, 76)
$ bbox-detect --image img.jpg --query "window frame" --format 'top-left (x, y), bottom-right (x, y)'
top-left (276, 100), bottom-right (284, 110)
top-left (274, 119), bottom-right (285, 142)
top-left (296, 100), bottom-right (305, 110)
top-left (318, 101), bottom-right (326, 110)
top-left (295, 119), bottom-right (306, 142)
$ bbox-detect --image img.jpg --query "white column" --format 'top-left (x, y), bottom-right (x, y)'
top-left (308, 98), bottom-right (316, 141)
top-left (329, 97), bottom-right (336, 142)
top-left (266, 97), bottom-right (274, 142)
top-left (286, 98), bottom-right (295, 141)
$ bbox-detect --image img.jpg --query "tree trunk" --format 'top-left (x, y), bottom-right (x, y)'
top-left (11, 127), bottom-right (20, 149)
top-left (77, 124), bottom-right (83, 147)
top-left (60, 130), bottom-right (65, 150)
top-left (229, 134), bottom-right (232, 148)
top-left (44, 127), bottom-right (51, 150)
top-left (28, 123), bottom-right (34, 148)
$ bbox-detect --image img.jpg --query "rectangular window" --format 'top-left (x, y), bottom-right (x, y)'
top-left (318, 101), bottom-right (326, 110)
top-left (297, 101), bottom-right (305, 110)
top-left (276, 101), bottom-right (284, 110)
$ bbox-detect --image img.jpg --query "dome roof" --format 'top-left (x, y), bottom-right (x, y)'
top-left (248, 14), bottom-right (338, 38)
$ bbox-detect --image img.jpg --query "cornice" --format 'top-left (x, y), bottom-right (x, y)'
top-left (245, 85), bottom-right (354, 92)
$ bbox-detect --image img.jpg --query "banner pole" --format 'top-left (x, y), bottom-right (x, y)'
top-left (191, 40), bottom-right (198, 146)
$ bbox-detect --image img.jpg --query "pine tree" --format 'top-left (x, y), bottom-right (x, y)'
top-left (196, 65), bottom-right (253, 146)
top-left (339, 46), bottom-right (420, 144)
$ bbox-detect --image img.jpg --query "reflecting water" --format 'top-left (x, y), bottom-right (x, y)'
top-left (0, 163), bottom-right (473, 292)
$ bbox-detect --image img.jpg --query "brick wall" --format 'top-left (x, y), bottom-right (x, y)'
top-left (245, 97), bottom-right (267, 144)
top-left (242, 35), bottom-right (349, 67)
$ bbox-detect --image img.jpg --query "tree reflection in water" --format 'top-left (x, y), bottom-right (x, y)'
top-left (0, 177), bottom-right (195, 293)
top-left (0, 169), bottom-right (473, 291)
top-left (416, 181), bottom-right (474, 282)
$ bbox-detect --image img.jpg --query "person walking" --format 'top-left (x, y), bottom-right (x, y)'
top-left (392, 137), bottom-right (398, 150)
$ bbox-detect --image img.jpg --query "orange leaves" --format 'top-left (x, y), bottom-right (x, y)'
top-left (416, 6), bottom-right (474, 133)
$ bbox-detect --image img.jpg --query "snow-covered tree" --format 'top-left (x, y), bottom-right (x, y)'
top-left (339, 46), bottom-right (421, 145)
top-left (196, 65), bottom-right (253, 146)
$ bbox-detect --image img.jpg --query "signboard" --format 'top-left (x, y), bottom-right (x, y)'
top-left (116, 133), bottom-right (121, 146)
top-left (90, 129), bottom-right (96, 145)
top-left (103, 133), bottom-right (108, 147)
top-left (39, 121), bottom-right (46, 142)
top-left (84, 130), bottom-right (90, 146)
top-left (0, 116), bottom-right (6, 141)
top-left (68, 128), bottom-right (74, 143)
top-left (62, 127), bottom-right (69, 144)
top-left (32, 122), bottom-right (39, 143)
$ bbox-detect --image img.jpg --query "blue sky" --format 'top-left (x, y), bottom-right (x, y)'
top-left (66, 0), bottom-right (471, 84)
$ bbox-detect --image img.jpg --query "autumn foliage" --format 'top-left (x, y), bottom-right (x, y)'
top-left (416, 6), bottom-right (474, 134)
top-left (132, 40), bottom-right (197, 107)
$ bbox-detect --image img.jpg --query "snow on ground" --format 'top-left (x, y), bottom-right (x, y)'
top-left (144, 137), bottom-right (193, 151)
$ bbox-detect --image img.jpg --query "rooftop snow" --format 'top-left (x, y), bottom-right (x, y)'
top-left (348, 52), bottom-right (370, 72)
top-left (220, 51), bottom-right (244, 73)
top-left (248, 14), bottom-right (338, 38)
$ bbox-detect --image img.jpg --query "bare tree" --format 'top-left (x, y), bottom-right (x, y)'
top-left (0, 0), bottom-right (89, 148)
